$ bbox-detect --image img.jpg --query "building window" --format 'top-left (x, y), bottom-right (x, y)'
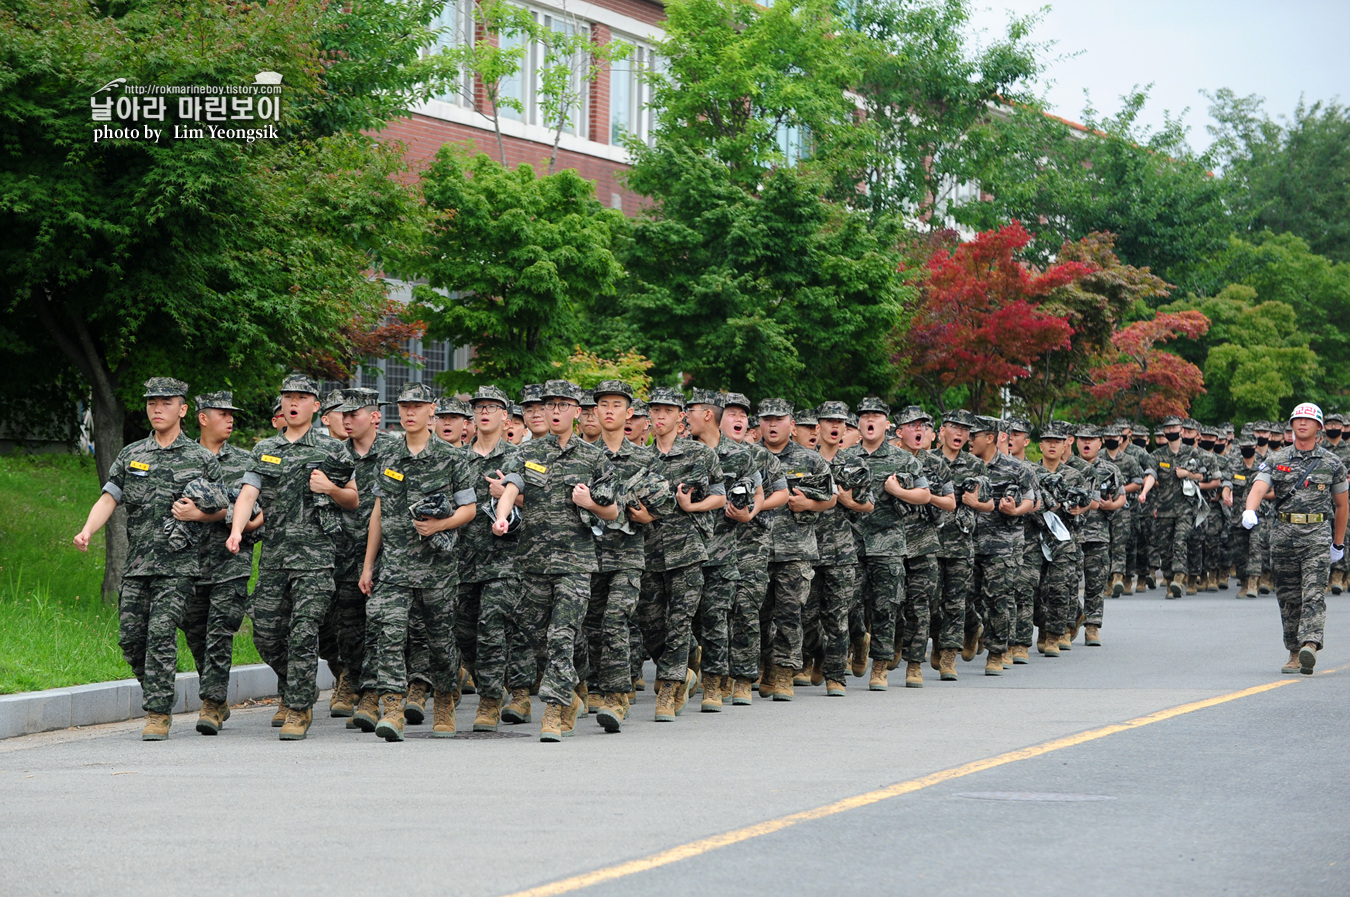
top-left (609, 41), bottom-right (658, 146)
top-left (428, 0), bottom-right (476, 107)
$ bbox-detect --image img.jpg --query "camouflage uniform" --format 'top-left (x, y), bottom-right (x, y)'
top-left (242, 375), bottom-right (356, 712)
top-left (697, 426), bottom-right (754, 683)
top-left (901, 437), bottom-right (950, 665)
top-left (639, 390), bottom-right (723, 685)
top-left (1254, 443), bottom-right (1348, 651)
top-left (805, 401), bottom-right (861, 684)
top-left (181, 392), bottom-right (254, 706)
top-left (935, 420), bottom-right (985, 654)
top-left (1080, 437), bottom-right (1123, 628)
top-left (1123, 433), bottom-right (1155, 582)
top-left (973, 441), bottom-right (1037, 655)
top-left (104, 381), bottom-right (224, 715)
top-left (1185, 429), bottom-right (1224, 583)
top-left (1228, 438), bottom-right (1263, 582)
top-left (516, 385), bottom-right (617, 708)
top-left (1327, 416), bottom-right (1350, 591)
top-left (1004, 421), bottom-right (1042, 649)
top-left (1149, 423), bottom-right (1201, 584)
top-left (1032, 440), bottom-right (1088, 639)
top-left (1104, 431), bottom-right (1146, 581)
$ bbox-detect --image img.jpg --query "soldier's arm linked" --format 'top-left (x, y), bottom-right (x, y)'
top-left (73, 493), bottom-right (119, 551)
top-left (492, 483), bottom-right (521, 535)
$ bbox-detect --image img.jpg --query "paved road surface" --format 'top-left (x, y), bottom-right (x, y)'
top-left (2, 589), bottom-right (1346, 897)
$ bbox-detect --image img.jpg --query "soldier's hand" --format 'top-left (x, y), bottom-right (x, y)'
top-left (73, 531), bottom-right (91, 552)
top-left (675, 484), bottom-right (694, 511)
top-left (171, 496), bottom-right (205, 521)
top-left (492, 517), bottom-right (511, 536)
top-left (1174, 466), bottom-right (1189, 479)
top-left (359, 568), bottom-right (374, 596)
top-left (225, 534), bottom-right (242, 554)
top-left (309, 469), bottom-right (335, 494)
top-left (413, 517), bottom-right (439, 537)
top-left (572, 482), bottom-right (594, 509)
top-left (486, 471), bottom-right (506, 499)
top-left (1241, 510), bottom-right (1258, 530)
top-left (786, 488), bottom-right (812, 512)
top-left (998, 496), bottom-right (1016, 514)
top-left (1332, 543), bottom-right (1345, 563)
top-left (724, 502), bottom-right (751, 523)
top-left (629, 501), bottom-right (655, 524)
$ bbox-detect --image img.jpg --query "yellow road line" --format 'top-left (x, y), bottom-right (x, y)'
top-left (500, 674), bottom-right (1325, 897)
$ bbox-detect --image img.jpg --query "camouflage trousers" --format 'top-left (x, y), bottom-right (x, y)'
top-left (933, 555), bottom-right (973, 652)
top-left (584, 569), bottom-right (641, 694)
top-left (368, 578), bottom-right (460, 697)
top-left (628, 619), bottom-right (647, 685)
top-left (1036, 548), bottom-right (1078, 637)
top-left (638, 563), bottom-right (703, 683)
top-left (1204, 504), bottom-right (1232, 576)
top-left (1149, 515), bottom-right (1192, 578)
top-left (405, 600), bottom-right (432, 687)
top-left (328, 580), bottom-right (370, 692)
top-left (1229, 524), bottom-right (1262, 579)
top-left (1108, 507), bottom-right (1131, 577)
top-left (972, 552), bottom-right (1015, 654)
top-left (318, 596), bottom-right (342, 681)
top-left (803, 563), bottom-right (856, 684)
top-left (181, 577), bottom-right (247, 704)
top-left (730, 552), bottom-right (769, 680)
top-left (899, 555), bottom-right (936, 664)
top-left (1271, 523), bottom-right (1330, 651)
top-left (1132, 506), bottom-right (1153, 578)
top-left (252, 568), bottom-right (335, 710)
top-left (859, 557), bottom-right (906, 663)
top-left (459, 575), bottom-right (523, 701)
top-left (759, 560), bottom-right (813, 671)
top-left (519, 572), bottom-right (590, 706)
top-left (120, 575), bottom-right (191, 715)
top-left (1082, 540), bottom-right (1109, 626)
top-left (696, 564), bottom-right (738, 679)
top-left (1012, 538), bottom-right (1041, 647)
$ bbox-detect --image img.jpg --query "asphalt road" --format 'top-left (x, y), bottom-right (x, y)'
top-left (2, 587), bottom-right (1347, 897)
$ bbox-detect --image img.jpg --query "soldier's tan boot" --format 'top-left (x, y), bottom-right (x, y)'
top-left (1111, 573), bottom-right (1125, 598)
top-left (1144, 572), bottom-right (1156, 590)
top-left (1204, 572), bottom-right (1218, 592)
top-left (849, 634), bottom-right (870, 678)
top-left (701, 676), bottom-right (724, 712)
top-left (271, 703), bottom-right (287, 728)
top-left (905, 661), bottom-right (923, 688)
top-left (196, 698), bottom-right (225, 736)
top-left (889, 645), bottom-right (902, 672)
top-left (810, 658), bottom-right (825, 687)
top-left (404, 681), bottom-right (428, 725)
top-left (633, 675), bottom-right (646, 692)
top-left (826, 677), bottom-right (846, 696)
top-left (585, 686), bottom-right (602, 715)
top-left (473, 696), bottom-right (502, 732)
top-left (351, 690), bottom-right (379, 732)
top-left (869, 658), bottom-right (889, 691)
top-left (1084, 625), bottom-right (1101, 646)
top-left (792, 668), bottom-right (813, 687)
top-left (279, 707), bottom-right (313, 741)
top-left (1057, 631), bottom-right (1073, 651)
top-left (1123, 575), bottom-right (1135, 595)
top-left (984, 652), bottom-right (1004, 676)
top-left (1299, 643), bottom-right (1318, 675)
top-left (373, 695), bottom-right (404, 742)
top-left (1002, 649), bottom-right (1015, 668)
top-left (1244, 576), bottom-right (1259, 598)
top-left (142, 711), bottom-right (171, 741)
top-left (539, 702), bottom-right (563, 742)
top-left (938, 649), bottom-right (958, 681)
top-left (773, 665), bottom-right (795, 702)
top-left (757, 666), bottom-right (778, 700)
top-left (1167, 576), bottom-right (1183, 599)
top-left (676, 669), bottom-right (698, 714)
top-left (732, 677), bottom-right (754, 705)
top-left (560, 691), bottom-right (583, 736)
top-left (501, 687), bottom-right (532, 724)
top-left (596, 693), bottom-right (627, 732)
top-left (1216, 571), bottom-right (1229, 591)
top-left (329, 669), bottom-right (355, 718)
top-left (1042, 635), bottom-right (1060, 658)
top-left (929, 647), bottom-right (941, 672)
top-left (432, 691), bottom-right (457, 738)
top-left (1281, 651), bottom-right (1301, 674)
top-left (654, 680), bottom-right (678, 722)
top-left (1330, 570), bottom-right (1345, 595)
top-left (574, 682), bottom-right (590, 718)
top-left (1187, 574), bottom-right (1199, 595)
top-left (460, 665), bottom-right (476, 695)
top-left (1259, 572), bottom-right (1272, 595)
top-left (961, 625), bottom-right (981, 663)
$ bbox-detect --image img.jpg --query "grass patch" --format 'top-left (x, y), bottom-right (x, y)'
top-left (0, 452), bottom-right (262, 694)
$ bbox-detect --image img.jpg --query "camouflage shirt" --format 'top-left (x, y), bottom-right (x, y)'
top-left (733, 440), bottom-right (786, 558)
top-left (814, 449), bottom-right (862, 567)
top-left (1227, 455), bottom-right (1260, 526)
top-left (1255, 446), bottom-right (1349, 543)
top-left (706, 434), bottom-right (757, 574)
top-left (198, 440), bottom-right (253, 585)
top-left (371, 436), bottom-right (477, 589)
top-left (762, 440), bottom-right (834, 564)
top-left (336, 430), bottom-right (404, 583)
top-left (596, 438), bottom-right (655, 574)
top-left (1079, 456), bottom-right (1123, 544)
top-left (242, 426), bottom-right (356, 572)
top-left (458, 437), bottom-right (525, 584)
top-left (645, 437), bottom-right (723, 573)
top-left (843, 441), bottom-right (927, 560)
top-left (1149, 445), bottom-right (1203, 519)
top-left (517, 434), bottom-right (616, 575)
top-left (936, 449), bottom-right (987, 560)
top-left (103, 431), bottom-right (223, 579)
top-left (902, 448), bottom-right (952, 559)
top-left (974, 452), bottom-right (1036, 557)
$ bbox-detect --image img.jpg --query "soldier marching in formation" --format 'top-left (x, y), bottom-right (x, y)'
top-left (74, 377), bottom-right (1348, 741)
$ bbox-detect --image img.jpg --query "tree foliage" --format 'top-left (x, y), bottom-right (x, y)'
top-left (411, 151), bottom-right (627, 395)
top-left (1086, 311), bottom-right (1210, 422)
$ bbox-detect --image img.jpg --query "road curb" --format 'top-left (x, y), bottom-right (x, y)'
top-left (0, 664), bottom-right (335, 740)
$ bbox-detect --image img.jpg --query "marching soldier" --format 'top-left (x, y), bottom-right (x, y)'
top-left (1075, 425), bottom-right (1125, 645)
top-left (1148, 415), bottom-right (1202, 598)
top-left (895, 406), bottom-right (954, 685)
top-left (933, 411), bottom-right (992, 680)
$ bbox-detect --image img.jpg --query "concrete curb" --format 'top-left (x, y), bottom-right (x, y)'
top-left (0, 664), bottom-right (335, 740)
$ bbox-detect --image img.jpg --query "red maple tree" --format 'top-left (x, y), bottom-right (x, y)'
top-left (297, 299), bottom-right (427, 381)
top-left (1086, 310), bottom-right (1210, 421)
top-left (894, 222), bottom-right (1094, 412)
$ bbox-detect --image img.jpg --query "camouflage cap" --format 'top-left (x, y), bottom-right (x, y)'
top-left (796, 409), bottom-right (818, 426)
top-left (337, 387), bottom-right (380, 413)
top-left (630, 399), bottom-right (650, 418)
top-left (1182, 418), bottom-right (1201, 430)
top-left (270, 395), bottom-right (283, 417)
top-left (1324, 410), bottom-right (1345, 424)
top-left (593, 380), bottom-right (634, 402)
top-left (1039, 420), bottom-right (1072, 440)
top-left (1236, 432), bottom-right (1257, 447)
top-left (687, 387), bottom-right (719, 407)
top-left (279, 372), bottom-right (319, 397)
top-left (396, 382), bottom-right (438, 404)
top-left (509, 404), bottom-right (524, 419)
top-left (1101, 422), bottom-right (1123, 437)
top-left (894, 404), bottom-right (931, 426)
top-left (321, 389), bottom-right (347, 416)
top-left (1240, 421), bottom-right (1256, 436)
top-left (942, 409), bottom-right (974, 427)
top-left (816, 400), bottom-right (850, 421)
top-left (845, 413), bottom-right (859, 429)
top-left (578, 389), bottom-right (597, 409)
top-left (193, 390), bottom-right (242, 413)
top-left (541, 379), bottom-right (579, 403)
top-left (520, 384), bottom-right (544, 406)
top-left (471, 385), bottom-right (511, 408)
top-left (969, 415), bottom-right (997, 435)
top-left (721, 392), bottom-right (753, 412)
top-left (758, 397), bottom-right (793, 418)
top-left (1160, 415), bottom-right (1183, 427)
top-left (1005, 417), bottom-right (1032, 434)
top-left (1112, 418), bottom-right (1134, 430)
top-left (649, 386), bottom-right (687, 409)
top-left (1199, 424), bottom-right (1219, 438)
top-left (1076, 424), bottom-right (1103, 439)
top-left (144, 377), bottom-right (189, 399)
top-left (435, 396), bottom-right (472, 417)
top-left (747, 414), bottom-right (759, 428)
top-left (855, 396), bottom-right (890, 415)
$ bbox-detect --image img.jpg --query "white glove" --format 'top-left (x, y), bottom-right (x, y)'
top-left (1241, 509), bottom-right (1258, 530)
top-left (1332, 544), bottom-right (1346, 563)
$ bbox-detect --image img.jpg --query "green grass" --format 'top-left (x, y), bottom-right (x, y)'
top-left (0, 452), bottom-right (262, 694)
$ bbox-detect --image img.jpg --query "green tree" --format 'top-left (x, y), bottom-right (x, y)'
top-left (411, 151), bottom-right (627, 395)
top-left (0, 0), bottom-right (435, 600)
top-left (1207, 89), bottom-right (1350, 264)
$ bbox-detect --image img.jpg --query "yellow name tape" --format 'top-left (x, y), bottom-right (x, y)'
top-left (383, 468), bottom-right (404, 482)
top-left (1158, 462), bottom-right (1171, 469)
top-left (128, 461), bottom-right (150, 471)
top-left (525, 461), bottom-right (548, 474)
top-left (260, 455), bottom-right (282, 464)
